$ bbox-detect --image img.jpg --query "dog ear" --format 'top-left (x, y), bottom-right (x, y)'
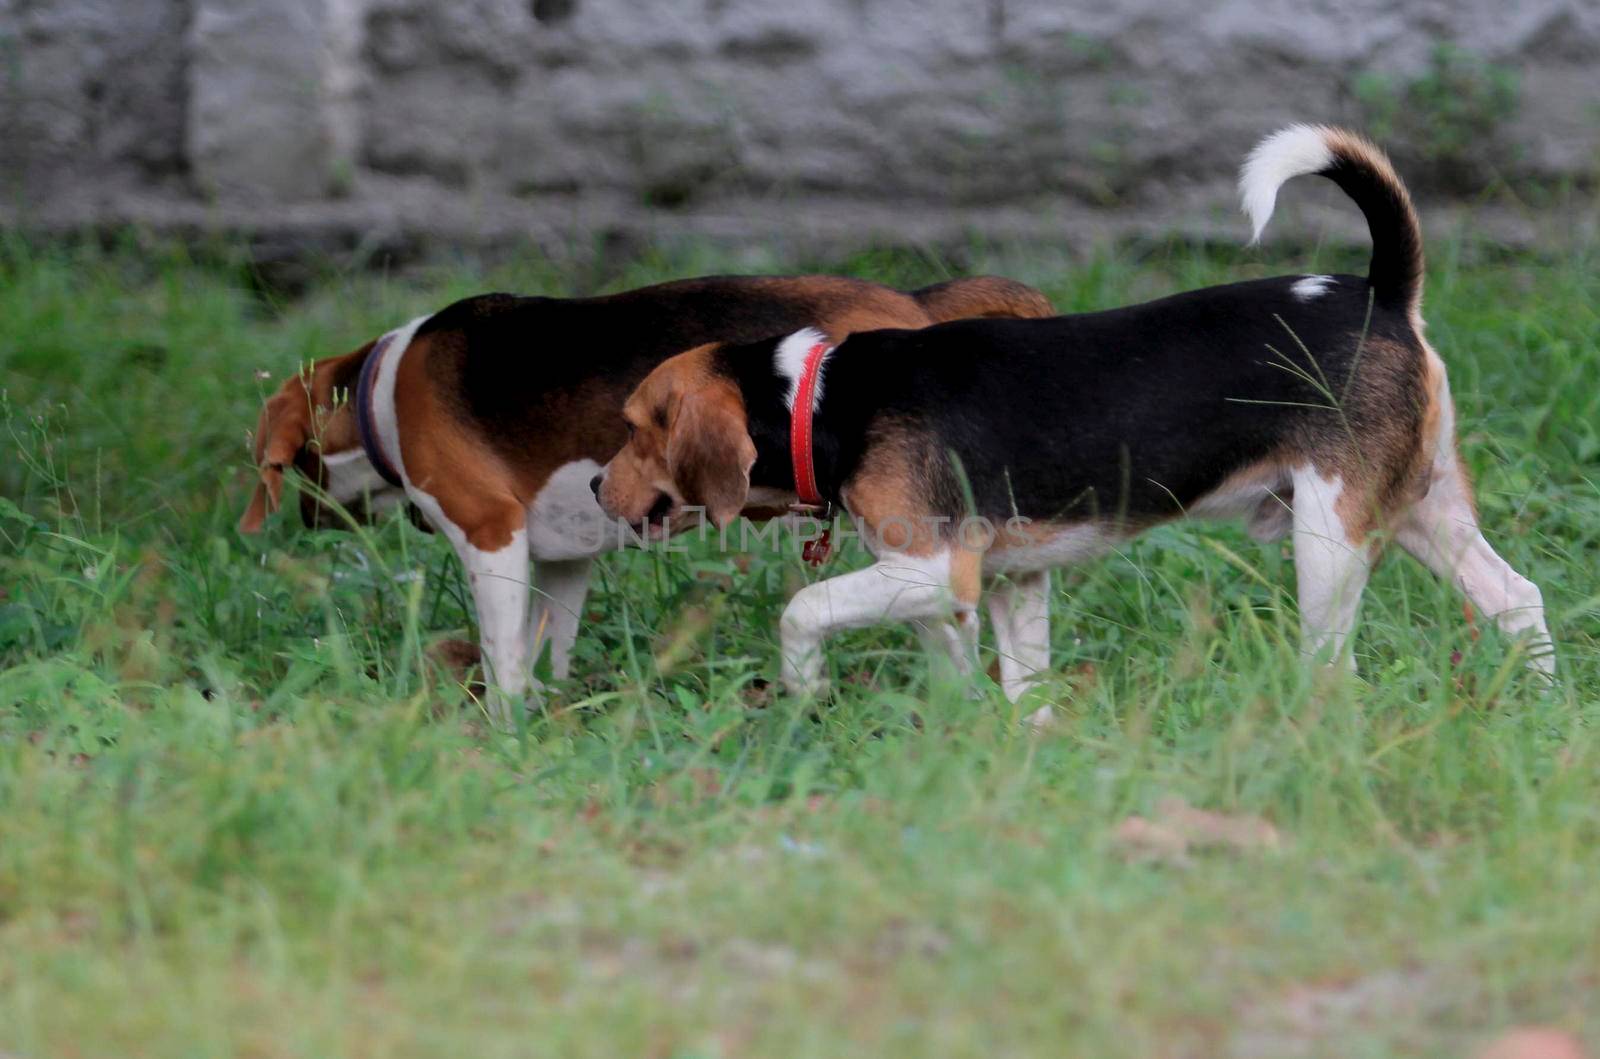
top-left (666, 383), bottom-right (756, 530)
top-left (239, 377), bottom-right (314, 533)
top-left (240, 341), bottom-right (373, 533)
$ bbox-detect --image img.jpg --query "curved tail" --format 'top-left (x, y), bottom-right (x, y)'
top-left (1239, 124), bottom-right (1424, 317)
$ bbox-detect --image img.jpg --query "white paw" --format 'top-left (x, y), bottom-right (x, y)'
top-left (780, 640), bottom-right (827, 697)
top-left (781, 671), bottom-right (831, 699)
top-left (1526, 643), bottom-right (1557, 681)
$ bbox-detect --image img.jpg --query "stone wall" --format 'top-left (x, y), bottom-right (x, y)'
top-left (3, 0), bottom-right (1597, 254)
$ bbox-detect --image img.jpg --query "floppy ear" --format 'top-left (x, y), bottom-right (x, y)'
top-left (666, 383), bottom-right (756, 529)
top-left (239, 380), bottom-right (314, 533)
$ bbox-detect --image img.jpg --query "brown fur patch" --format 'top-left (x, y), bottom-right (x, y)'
top-left (666, 379), bottom-right (757, 528)
top-left (841, 426), bottom-right (947, 558)
top-left (1289, 332), bottom-right (1430, 544)
top-left (393, 333), bottom-right (526, 551)
top-left (721, 275), bottom-right (1054, 343)
top-left (1417, 342), bottom-right (1444, 462)
top-left (949, 548), bottom-right (983, 609)
top-left (912, 277), bottom-right (1055, 322)
top-left (599, 344), bottom-right (718, 523)
top-left (1333, 480), bottom-right (1382, 546)
top-left (1413, 337), bottom-right (1478, 518)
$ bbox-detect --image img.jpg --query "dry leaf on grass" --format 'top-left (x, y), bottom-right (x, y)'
top-left (1112, 816), bottom-right (1192, 864)
top-left (1229, 968), bottom-right (1449, 1058)
top-left (648, 768), bottom-right (723, 808)
top-left (426, 637), bottom-right (481, 678)
top-left (1113, 796), bottom-right (1282, 866)
top-left (1476, 1028), bottom-right (1590, 1059)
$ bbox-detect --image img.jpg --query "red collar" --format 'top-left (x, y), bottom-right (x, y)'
top-left (788, 339), bottom-right (835, 566)
top-left (788, 339), bottom-right (832, 510)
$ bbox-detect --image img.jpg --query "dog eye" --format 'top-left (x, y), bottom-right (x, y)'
top-left (625, 421), bottom-right (636, 440)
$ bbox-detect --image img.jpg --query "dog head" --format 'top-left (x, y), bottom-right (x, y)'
top-left (594, 344), bottom-right (756, 535)
top-left (238, 341), bottom-right (405, 533)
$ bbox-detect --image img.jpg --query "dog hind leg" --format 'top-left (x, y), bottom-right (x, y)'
top-left (1292, 466), bottom-right (1374, 670)
top-left (1396, 462), bottom-right (1553, 677)
top-left (986, 570), bottom-right (1051, 703)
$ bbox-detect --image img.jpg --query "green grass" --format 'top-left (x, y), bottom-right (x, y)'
top-left (1, 233), bottom-right (1597, 1057)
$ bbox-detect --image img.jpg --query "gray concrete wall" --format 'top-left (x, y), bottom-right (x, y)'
top-left (3, 0), bottom-right (1597, 254)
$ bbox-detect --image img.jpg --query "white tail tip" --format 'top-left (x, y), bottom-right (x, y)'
top-left (1239, 124), bottom-right (1335, 244)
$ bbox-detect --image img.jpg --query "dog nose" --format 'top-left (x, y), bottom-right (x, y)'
top-left (589, 474), bottom-right (603, 497)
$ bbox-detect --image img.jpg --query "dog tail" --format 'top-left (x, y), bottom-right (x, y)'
top-left (1239, 124), bottom-right (1424, 317)
top-left (910, 277), bottom-right (1055, 322)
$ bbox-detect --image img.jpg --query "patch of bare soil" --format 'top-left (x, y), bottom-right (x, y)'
top-left (1112, 797), bottom-right (1282, 867)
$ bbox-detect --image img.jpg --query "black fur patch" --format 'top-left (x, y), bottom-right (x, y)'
top-left (724, 275), bottom-right (1425, 525)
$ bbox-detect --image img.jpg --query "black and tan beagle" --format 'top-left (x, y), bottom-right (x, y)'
top-left (596, 126), bottom-right (1554, 714)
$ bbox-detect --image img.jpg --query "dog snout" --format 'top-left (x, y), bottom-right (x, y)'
top-left (589, 474), bottom-right (603, 498)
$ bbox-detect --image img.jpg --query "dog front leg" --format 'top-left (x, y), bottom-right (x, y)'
top-left (410, 490), bottom-right (534, 723)
top-left (914, 619), bottom-right (978, 684)
top-left (451, 529), bottom-right (533, 726)
top-left (986, 570), bottom-right (1051, 702)
top-left (1395, 463), bottom-right (1554, 678)
top-left (531, 557), bottom-right (593, 681)
top-left (779, 550), bottom-right (963, 696)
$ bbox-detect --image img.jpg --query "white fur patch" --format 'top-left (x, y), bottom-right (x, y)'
top-left (1289, 464), bottom-right (1372, 668)
top-left (1239, 124), bottom-right (1334, 243)
top-left (526, 458), bottom-right (629, 561)
top-left (321, 447), bottom-right (402, 509)
top-left (774, 327), bottom-right (832, 412)
top-left (1291, 274), bottom-right (1336, 301)
top-left (369, 313), bottom-right (433, 489)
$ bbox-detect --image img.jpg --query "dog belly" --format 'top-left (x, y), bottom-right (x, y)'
top-left (980, 468), bottom-right (1292, 574)
top-left (1186, 471), bottom-right (1294, 542)
top-left (983, 521), bottom-right (1120, 574)
top-left (526, 459), bottom-right (630, 560)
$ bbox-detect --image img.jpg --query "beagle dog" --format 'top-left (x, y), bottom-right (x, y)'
top-left (595, 126), bottom-right (1554, 707)
top-left (240, 274), bottom-right (1054, 718)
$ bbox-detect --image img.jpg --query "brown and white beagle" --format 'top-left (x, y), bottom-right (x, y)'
top-left (595, 127), bottom-right (1555, 714)
top-left (240, 274), bottom-right (1054, 719)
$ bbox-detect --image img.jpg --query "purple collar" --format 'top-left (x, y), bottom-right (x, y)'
top-left (355, 332), bottom-right (404, 489)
